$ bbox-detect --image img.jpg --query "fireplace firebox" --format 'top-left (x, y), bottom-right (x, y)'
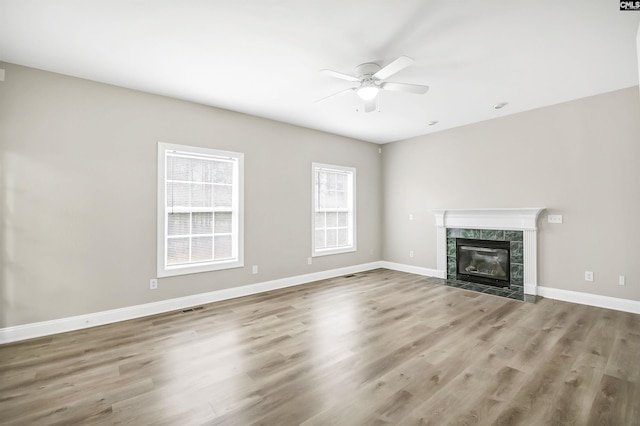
top-left (456, 238), bottom-right (510, 287)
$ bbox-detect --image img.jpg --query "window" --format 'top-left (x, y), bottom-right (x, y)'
top-left (157, 142), bottom-right (243, 277)
top-left (312, 163), bottom-right (356, 256)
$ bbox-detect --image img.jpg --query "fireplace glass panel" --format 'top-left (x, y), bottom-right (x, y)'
top-left (456, 238), bottom-right (510, 287)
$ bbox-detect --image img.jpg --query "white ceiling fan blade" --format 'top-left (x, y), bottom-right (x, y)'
top-left (321, 69), bottom-right (361, 82)
top-left (363, 97), bottom-right (377, 113)
top-left (381, 81), bottom-right (429, 95)
top-left (373, 56), bottom-right (414, 80)
top-left (315, 87), bottom-right (355, 103)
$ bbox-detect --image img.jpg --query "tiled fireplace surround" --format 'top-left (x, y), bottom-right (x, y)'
top-left (446, 228), bottom-right (524, 290)
top-left (432, 208), bottom-right (544, 302)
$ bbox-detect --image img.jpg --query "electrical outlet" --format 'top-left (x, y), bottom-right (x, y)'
top-left (584, 271), bottom-right (594, 282)
top-left (149, 279), bottom-right (158, 290)
top-left (409, 250), bottom-right (414, 258)
top-left (619, 275), bottom-right (625, 286)
top-left (409, 213), bottom-right (414, 221)
top-left (307, 257), bottom-right (312, 265)
top-left (252, 265), bottom-right (258, 274)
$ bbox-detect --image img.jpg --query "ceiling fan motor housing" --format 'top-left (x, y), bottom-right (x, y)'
top-left (355, 63), bottom-right (382, 80)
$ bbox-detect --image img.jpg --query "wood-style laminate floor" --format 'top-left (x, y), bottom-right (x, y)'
top-left (1, 269), bottom-right (639, 425)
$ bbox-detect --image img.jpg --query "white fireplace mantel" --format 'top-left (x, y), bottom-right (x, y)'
top-left (433, 208), bottom-right (545, 296)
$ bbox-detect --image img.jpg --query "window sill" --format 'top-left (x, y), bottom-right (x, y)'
top-left (157, 259), bottom-right (244, 278)
top-left (312, 246), bottom-right (356, 257)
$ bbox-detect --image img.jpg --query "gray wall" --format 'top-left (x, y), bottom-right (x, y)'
top-left (0, 63), bottom-right (383, 327)
top-left (2, 61), bottom-right (639, 329)
top-left (383, 86), bottom-right (640, 301)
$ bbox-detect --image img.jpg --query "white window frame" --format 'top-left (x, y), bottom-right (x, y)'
top-left (157, 142), bottom-right (244, 277)
top-left (311, 162), bottom-right (356, 257)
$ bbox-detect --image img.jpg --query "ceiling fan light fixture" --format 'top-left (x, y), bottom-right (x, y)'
top-left (356, 84), bottom-right (380, 101)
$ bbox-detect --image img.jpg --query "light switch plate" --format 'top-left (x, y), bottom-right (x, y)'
top-left (548, 214), bottom-right (563, 224)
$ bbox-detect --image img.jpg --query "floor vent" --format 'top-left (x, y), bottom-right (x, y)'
top-left (182, 306), bottom-right (204, 313)
top-left (344, 274), bottom-right (356, 278)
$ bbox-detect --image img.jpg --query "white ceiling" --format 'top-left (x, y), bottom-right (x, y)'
top-left (1, 0), bottom-right (639, 144)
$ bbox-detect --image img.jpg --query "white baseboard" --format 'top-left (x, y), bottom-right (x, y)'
top-left (380, 261), bottom-right (445, 279)
top-left (0, 261), bottom-right (384, 344)
top-left (537, 286), bottom-right (640, 314)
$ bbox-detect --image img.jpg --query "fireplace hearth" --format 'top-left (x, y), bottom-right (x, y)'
top-left (456, 238), bottom-right (510, 287)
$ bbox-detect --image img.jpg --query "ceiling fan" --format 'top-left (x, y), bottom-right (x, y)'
top-left (318, 56), bottom-right (429, 112)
